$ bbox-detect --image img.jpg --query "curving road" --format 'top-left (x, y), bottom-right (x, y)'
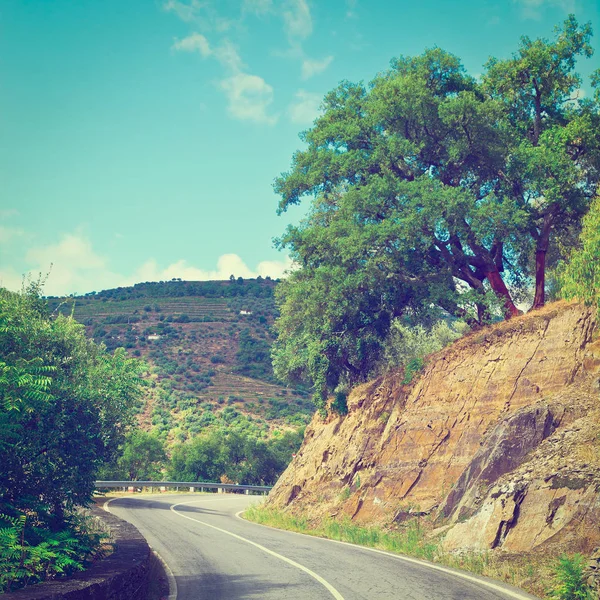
top-left (106, 494), bottom-right (540, 600)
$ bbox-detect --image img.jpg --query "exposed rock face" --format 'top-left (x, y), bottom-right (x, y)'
top-left (267, 302), bottom-right (600, 554)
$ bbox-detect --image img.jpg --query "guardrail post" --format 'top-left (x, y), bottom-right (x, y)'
top-left (189, 486), bottom-right (195, 492)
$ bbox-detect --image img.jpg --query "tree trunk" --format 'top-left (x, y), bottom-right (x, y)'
top-left (532, 217), bottom-right (552, 310)
top-left (532, 249), bottom-right (546, 310)
top-left (485, 268), bottom-right (521, 318)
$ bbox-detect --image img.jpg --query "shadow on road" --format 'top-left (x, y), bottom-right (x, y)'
top-left (108, 497), bottom-right (227, 516)
top-left (175, 572), bottom-right (306, 599)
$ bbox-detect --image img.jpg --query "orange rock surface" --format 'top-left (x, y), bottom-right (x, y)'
top-left (267, 302), bottom-right (600, 553)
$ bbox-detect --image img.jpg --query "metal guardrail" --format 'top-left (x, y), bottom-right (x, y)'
top-left (95, 480), bottom-right (273, 494)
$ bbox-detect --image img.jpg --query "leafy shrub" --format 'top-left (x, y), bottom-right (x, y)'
top-left (382, 320), bottom-right (466, 373)
top-left (402, 357), bottom-right (424, 384)
top-left (559, 195), bottom-right (600, 315)
top-left (0, 511), bottom-right (107, 593)
top-left (330, 392), bottom-right (348, 416)
top-left (549, 554), bottom-right (593, 599)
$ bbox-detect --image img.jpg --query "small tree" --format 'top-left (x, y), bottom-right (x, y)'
top-left (117, 430), bottom-right (166, 481)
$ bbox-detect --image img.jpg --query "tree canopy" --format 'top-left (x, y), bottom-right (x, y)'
top-left (273, 17), bottom-right (600, 409)
top-left (0, 284), bottom-right (144, 521)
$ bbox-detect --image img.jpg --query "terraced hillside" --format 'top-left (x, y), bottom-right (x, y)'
top-left (47, 278), bottom-right (313, 442)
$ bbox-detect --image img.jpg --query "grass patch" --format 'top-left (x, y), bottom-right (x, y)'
top-left (244, 504), bottom-right (437, 561)
top-left (243, 503), bottom-right (591, 599)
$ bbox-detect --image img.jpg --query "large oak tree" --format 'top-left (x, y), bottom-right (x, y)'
top-left (274, 17), bottom-right (599, 407)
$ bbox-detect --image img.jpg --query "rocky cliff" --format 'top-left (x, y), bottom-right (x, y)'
top-left (267, 301), bottom-right (600, 555)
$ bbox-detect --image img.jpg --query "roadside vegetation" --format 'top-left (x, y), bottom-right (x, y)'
top-left (99, 426), bottom-right (303, 486)
top-left (244, 504), bottom-right (593, 599)
top-left (0, 284), bottom-right (144, 592)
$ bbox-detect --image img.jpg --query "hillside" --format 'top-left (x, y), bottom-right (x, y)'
top-left (47, 278), bottom-right (314, 442)
top-left (267, 302), bottom-right (600, 563)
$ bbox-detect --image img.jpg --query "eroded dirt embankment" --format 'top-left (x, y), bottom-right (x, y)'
top-left (267, 301), bottom-right (600, 554)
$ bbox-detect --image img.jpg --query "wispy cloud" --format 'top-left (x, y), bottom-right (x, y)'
top-left (514, 0), bottom-right (577, 19)
top-left (283, 0), bottom-right (312, 40)
top-left (242, 0), bottom-right (273, 16)
top-left (214, 39), bottom-right (245, 71)
top-left (301, 55), bottom-right (333, 79)
top-left (288, 90), bottom-right (321, 124)
top-left (220, 73), bottom-right (278, 125)
top-left (345, 0), bottom-right (358, 19)
top-left (170, 18), bottom-right (275, 124)
top-left (172, 32), bottom-right (212, 56)
top-left (0, 225), bottom-right (26, 244)
top-left (163, 0), bottom-right (204, 23)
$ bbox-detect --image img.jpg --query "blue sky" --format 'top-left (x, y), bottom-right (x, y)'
top-left (1, 0), bottom-right (598, 296)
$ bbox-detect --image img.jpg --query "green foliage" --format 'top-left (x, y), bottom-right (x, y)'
top-left (234, 328), bottom-right (274, 381)
top-left (559, 195), bottom-right (600, 312)
top-left (272, 265), bottom-right (396, 410)
top-left (168, 428), bottom-right (303, 486)
top-left (244, 506), bottom-right (438, 562)
top-left (549, 554), bottom-right (594, 600)
top-left (0, 285), bottom-right (144, 515)
top-left (99, 430), bottom-right (166, 481)
top-left (330, 391), bottom-right (348, 416)
top-left (273, 17), bottom-right (599, 406)
top-left (339, 486), bottom-right (351, 501)
top-left (382, 320), bottom-right (467, 376)
top-left (402, 358), bottom-right (425, 385)
top-left (0, 511), bottom-right (107, 593)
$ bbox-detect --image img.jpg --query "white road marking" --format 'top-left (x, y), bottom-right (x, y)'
top-left (235, 508), bottom-right (538, 600)
top-left (170, 499), bottom-right (344, 600)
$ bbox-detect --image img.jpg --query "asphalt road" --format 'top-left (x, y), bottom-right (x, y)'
top-left (106, 494), bottom-right (540, 600)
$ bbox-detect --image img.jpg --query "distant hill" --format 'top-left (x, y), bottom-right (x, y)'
top-left (47, 278), bottom-right (313, 443)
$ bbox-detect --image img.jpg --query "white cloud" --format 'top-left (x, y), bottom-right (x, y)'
top-left (166, 1), bottom-right (277, 125)
top-left (255, 256), bottom-right (294, 278)
top-left (135, 254), bottom-right (292, 282)
top-left (21, 232), bottom-right (122, 296)
top-left (172, 32), bottom-right (212, 56)
top-left (301, 55), bottom-right (333, 79)
top-left (0, 226), bottom-right (26, 244)
top-left (283, 0), bottom-right (312, 40)
top-left (243, 0), bottom-right (273, 15)
top-left (345, 0), bottom-right (358, 19)
top-left (0, 266), bottom-right (24, 292)
top-left (514, 0), bottom-right (577, 19)
top-left (163, 0), bottom-right (235, 32)
top-left (214, 39), bottom-right (245, 71)
top-left (288, 90), bottom-right (321, 124)
top-left (220, 73), bottom-right (278, 124)
top-left (163, 0), bottom-right (204, 23)
top-left (0, 230), bottom-right (291, 296)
